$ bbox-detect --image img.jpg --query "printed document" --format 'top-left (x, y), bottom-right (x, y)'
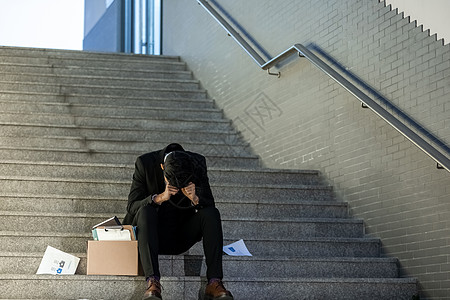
top-left (223, 239), bottom-right (252, 256)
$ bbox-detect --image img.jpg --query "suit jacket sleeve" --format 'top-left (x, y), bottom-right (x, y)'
top-left (127, 156), bottom-right (155, 216)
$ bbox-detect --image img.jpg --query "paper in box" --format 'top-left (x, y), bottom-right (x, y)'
top-left (87, 225), bottom-right (139, 276)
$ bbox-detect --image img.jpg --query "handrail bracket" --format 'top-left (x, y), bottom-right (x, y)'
top-left (267, 69), bottom-right (281, 78)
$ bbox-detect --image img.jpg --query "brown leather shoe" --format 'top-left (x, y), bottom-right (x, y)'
top-left (142, 278), bottom-right (162, 300)
top-left (204, 280), bottom-right (233, 300)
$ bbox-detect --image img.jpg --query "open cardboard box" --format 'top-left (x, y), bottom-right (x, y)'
top-left (87, 225), bottom-right (140, 276)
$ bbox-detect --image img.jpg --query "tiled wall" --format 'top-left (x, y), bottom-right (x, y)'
top-left (162, 0), bottom-right (450, 298)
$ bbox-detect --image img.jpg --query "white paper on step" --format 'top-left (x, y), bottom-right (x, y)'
top-left (223, 239), bottom-right (252, 256)
top-left (36, 246), bottom-right (80, 275)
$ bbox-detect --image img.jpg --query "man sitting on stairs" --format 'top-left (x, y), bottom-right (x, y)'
top-left (123, 143), bottom-right (234, 300)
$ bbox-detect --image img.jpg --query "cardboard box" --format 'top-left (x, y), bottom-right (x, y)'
top-left (87, 225), bottom-right (139, 276)
top-left (87, 240), bottom-right (138, 276)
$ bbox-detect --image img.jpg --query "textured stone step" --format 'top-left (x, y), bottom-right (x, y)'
top-left (0, 161), bottom-right (321, 185)
top-left (0, 46), bottom-right (180, 62)
top-left (0, 54), bottom-right (187, 71)
top-left (0, 126), bottom-right (245, 148)
top-left (0, 73), bottom-right (201, 90)
top-left (0, 62), bottom-right (193, 80)
top-left (200, 237), bottom-right (380, 258)
top-left (0, 122), bottom-right (236, 139)
top-left (0, 252), bottom-right (399, 279)
top-left (213, 183), bottom-right (334, 202)
top-left (0, 147), bottom-right (261, 168)
top-left (0, 81), bottom-right (206, 99)
top-left (0, 194), bottom-right (348, 219)
top-left (0, 101), bottom-right (224, 121)
top-left (0, 92), bottom-right (216, 109)
top-left (0, 212), bottom-right (363, 239)
top-left (0, 48), bottom-right (179, 64)
top-left (0, 105), bottom-right (224, 122)
top-left (0, 232), bottom-right (380, 257)
top-left (0, 274), bottom-right (418, 300)
top-left (0, 178), bottom-right (333, 202)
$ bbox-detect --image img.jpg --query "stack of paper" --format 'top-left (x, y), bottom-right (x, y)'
top-left (92, 227), bottom-right (132, 241)
top-left (91, 216), bottom-right (136, 241)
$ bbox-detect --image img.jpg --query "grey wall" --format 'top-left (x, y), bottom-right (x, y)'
top-left (162, 0), bottom-right (450, 298)
top-left (83, 0), bottom-right (123, 52)
top-left (84, 0), bottom-right (110, 37)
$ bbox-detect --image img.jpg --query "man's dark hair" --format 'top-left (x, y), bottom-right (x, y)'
top-left (163, 151), bottom-right (194, 189)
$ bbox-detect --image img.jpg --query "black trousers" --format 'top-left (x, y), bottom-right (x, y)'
top-left (132, 205), bottom-right (224, 280)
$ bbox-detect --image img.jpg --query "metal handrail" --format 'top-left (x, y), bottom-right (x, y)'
top-left (198, 0), bottom-right (450, 172)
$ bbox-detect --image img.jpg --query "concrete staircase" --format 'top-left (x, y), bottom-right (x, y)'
top-left (0, 46), bottom-right (417, 299)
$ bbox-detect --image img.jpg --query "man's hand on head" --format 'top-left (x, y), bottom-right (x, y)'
top-left (154, 183), bottom-right (179, 205)
top-left (181, 182), bottom-right (199, 206)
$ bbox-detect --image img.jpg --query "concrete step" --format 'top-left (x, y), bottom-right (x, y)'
top-left (0, 104), bottom-right (225, 122)
top-left (0, 92), bottom-right (216, 109)
top-left (0, 212), bottom-right (363, 238)
top-left (0, 195), bottom-right (348, 219)
top-left (0, 147), bottom-right (261, 168)
top-left (0, 252), bottom-right (400, 278)
top-left (0, 135), bottom-right (249, 156)
top-left (0, 121), bottom-right (234, 141)
top-left (0, 232), bottom-right (380, 257)
top-left (199, 237), bottom-right (380, 258)
top-left (0, 161), bottom-right (322, 185)
top-left (0, 274), bottom-right (418, 300)
top-left (0, 72), bottom-right (201, 90)
top-left (0, 63), bottom-right (193, 80)
top-left (0, 81), bottom-right (207, 99)
top-left (0, 178), bottom-right (333, 202)
top-left (0, 54), bottom-right (187, 71)
top-left (0, 46), bottom-right (181, 62)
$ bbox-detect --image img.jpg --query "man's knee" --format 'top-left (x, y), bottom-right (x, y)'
top-left (198, 206), bottom-right (221, 225)
top-left (133, 204), bottom-right (158, 227)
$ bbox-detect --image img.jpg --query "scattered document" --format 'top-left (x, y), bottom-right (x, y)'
top-left (36, 246), bottom-right (80, 275)
top-left (223, 239), bottom-right (252, 256)
top-left (94, 228), bottom-right (131, 241)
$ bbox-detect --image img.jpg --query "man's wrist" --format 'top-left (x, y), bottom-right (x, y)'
top-left (152, 194), bottom-right (162, 205)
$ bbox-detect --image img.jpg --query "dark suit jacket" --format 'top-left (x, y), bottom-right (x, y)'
top-left (123, 144), bottom-right (215, 226)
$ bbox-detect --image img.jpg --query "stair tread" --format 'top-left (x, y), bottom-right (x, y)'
top-left (0, 91), bottom-right (214, 102)
top-left (0, 145), bottom-right (259, 158)
top-left (0, 230), bottom-right (378, 242)
top-left (0, 176), bottom-right (330, 190)
top-left (0, 251), bottom-right (397, 262)
top-left (0, 80), bottom-right (205, 92)
top-left (0, 273), bottom-right (416, 283)
top-left (0, 71), bottom-right (198, 83)
top-left (0, 100), bottom-right (217, 112)
top-left (0, 159), bottom-right (320, 175)
top-left (0, 194), bottom-right (344, 207)
top-left (0, 210), bottom-right (359, 223)
top-left (0, 61), bottom-right (190, 72)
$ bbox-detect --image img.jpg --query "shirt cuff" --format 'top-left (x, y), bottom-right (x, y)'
top-left (151, 194), bottom-right (161, 205)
